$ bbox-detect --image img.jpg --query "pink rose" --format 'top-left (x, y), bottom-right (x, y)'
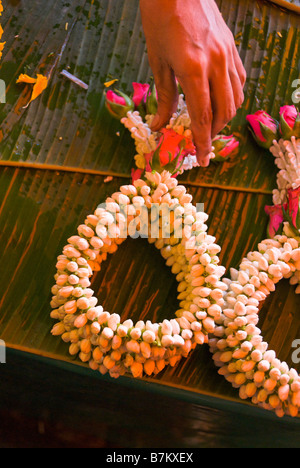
top-left (287, 186), bottom-right (300, 229)
top-left (105, 89), bottom-right (134, 119)
top-left (132, 82), bottom-right (150, 107)
top-left (246, 110), bottom-right (279, 149)
top-left (265, 203), bottom-right (287, 237)
top-left (279, 105), bottom-right (300, 139)
top-left (212, 134), bottom-right (239, 162)
top-left (132, 82), bottom-right (158, 115)
top-left (106, 90), bottom-right (126, 106)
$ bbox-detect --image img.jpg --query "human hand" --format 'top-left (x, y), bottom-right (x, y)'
top-left (139, 0), bottom-right (246, 166)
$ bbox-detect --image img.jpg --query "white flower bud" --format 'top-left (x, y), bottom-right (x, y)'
top-left (181, 329), bottom-right (193, 340)
top-left (191, 321), bottom-right (202, 332)
top-left (236, 330), bottom-right (248, 341)
top-left (107, 313), bottom-right (120, 331)
top-left (258, 256), bottom-right (269, 271)
top-left (161, 334), bottom-right (174, 347)
top-left (268, 263), bottom-right (282, 278)
top-left (258, 360), bottom-right (271, 372)
top-left (102, 327), bottom-right (114, 340)
top-left (173, 334), bottom-right (185, 346)
top-left (177, 316), bottom-right (191, 329)
top-left (142, 330), bottom-right (156, 344)
top-left (234, 301), bottom-right (246, 316)
top-left (130, 327), bottom-right (142, 340)
top-left (251, 349), bottom-right (263, 362)
top-left (161, 319), bottom-right (173, 335)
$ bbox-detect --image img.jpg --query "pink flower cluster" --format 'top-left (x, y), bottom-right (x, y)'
top-left (247, 105), bottom-right (300, 238)
top-left (105, 82), bottom-right (156, 119)
top-left (131, 127), bottom-right (196, 181)
top-left (105, 80), bottom-right (240, 180)
top-left (247, 105), bottom-right (300, 149)
top-left (265, 186), bottom-right (300, 238)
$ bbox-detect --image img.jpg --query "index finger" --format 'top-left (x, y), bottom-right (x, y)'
top-left (177, 70), bottom-right (213, 167)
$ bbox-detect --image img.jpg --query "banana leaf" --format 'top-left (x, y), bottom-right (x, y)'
top-left (1, 0), bottom-right (300, 446)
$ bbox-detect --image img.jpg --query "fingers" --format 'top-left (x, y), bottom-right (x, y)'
top-left (179, 54), bottom-right (245, 167)
top-left (231, 43), bottom-right (247, 89)
top-left (144, 39), bottom-right (246, 169)
top-left (209, 49), bottom-right (245, 138)
top-left (147, 58), bottom-right (179, 132)
top-left (210, 70), bottom-right (239, 138)
top-left (178, 69), bottom-right (213, 167)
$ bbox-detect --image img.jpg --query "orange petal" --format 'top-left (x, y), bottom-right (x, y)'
top-left (17, 74), bottom-right (48, 108)
top-left (28, 74), bottom-right (48, 103)
top-left (104, 79), bottom-right (118, 87)
top-left (0, 42), bottom-right (5, 59)
top-left (16, 73), bottom-right (37, 84)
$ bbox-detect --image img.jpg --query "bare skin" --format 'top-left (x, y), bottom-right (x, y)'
top-left (139, 0), bottom-right (246, 166)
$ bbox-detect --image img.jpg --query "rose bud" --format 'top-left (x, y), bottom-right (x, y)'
top-left (246, 110), bottom-right (279, 149)
top-left (105, 89), bottom-right (134, 119)
top-left (279, 105), bottom-right (300, 139)
top-left (211, 134), bottom-right (239, 162)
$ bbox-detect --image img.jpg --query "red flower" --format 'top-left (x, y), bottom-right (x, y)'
top-left (133, 128), bottom-right (196, 177)
top-left (287, 186), bottom-right (300, 229)
top-left (265, 203), bottom-right (287, 237)
top-left (157, 128), bottom-right (195, 166)
top-left (131, 167), bottom-right (144, 182)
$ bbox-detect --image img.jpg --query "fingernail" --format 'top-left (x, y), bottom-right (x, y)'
top-left (199, 158), bottom-right (210, 167)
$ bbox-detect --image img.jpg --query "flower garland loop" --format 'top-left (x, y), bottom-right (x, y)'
top-left (209, 107), bottom-right (300, 418)
top-left (50, 80), bottom-right (300, 417)
top-left (209, 234), bottom-right (300, 418)
top-left (50, 171), bottom-right (226, 379)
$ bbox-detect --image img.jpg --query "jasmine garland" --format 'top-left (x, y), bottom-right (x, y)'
top-left (50, 171), bottom-right (226, 379)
